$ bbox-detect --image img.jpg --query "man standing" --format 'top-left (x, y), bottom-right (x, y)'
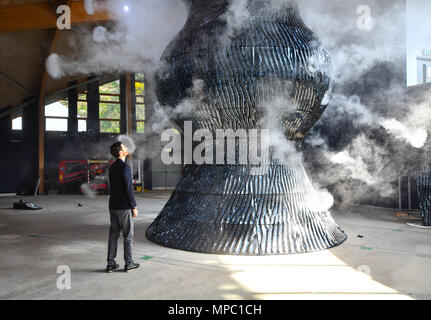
top-left (106, 142), bottom-right (140, 273)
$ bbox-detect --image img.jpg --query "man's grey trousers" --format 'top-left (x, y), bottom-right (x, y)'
top-left (107, 209), bottom-right (134, 266)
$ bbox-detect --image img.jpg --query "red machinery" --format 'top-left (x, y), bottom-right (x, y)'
top-left (59, 160), bottom-right (113, 194)
top-left (58, 159), bottom-right (143, 194)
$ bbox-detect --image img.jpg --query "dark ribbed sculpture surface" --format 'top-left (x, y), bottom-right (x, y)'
top-left (146, 0), bottom-right (348, 255)
top-left (416, 170), bottom-right (431, 226)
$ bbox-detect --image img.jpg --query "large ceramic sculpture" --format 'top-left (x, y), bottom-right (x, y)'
top-left (146, 0), bottom-right (348, 254)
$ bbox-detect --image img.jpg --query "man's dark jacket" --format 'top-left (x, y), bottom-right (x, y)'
top-left (109, 159), bottom-right (137, 210)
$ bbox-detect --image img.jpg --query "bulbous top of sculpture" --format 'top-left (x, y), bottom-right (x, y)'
top-left (184, 0), bottom-right (301, 21)
top-left (184, 0), bottom-right (299, 8)
top-left (156, 0), bottom-right (333, 142)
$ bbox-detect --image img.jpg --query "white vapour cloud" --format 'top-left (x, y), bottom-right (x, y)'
top-left (380, 119), bottom-right (428, 149)
top-left (312, 133), bottom-right (397, 199)
top-left (298, 1), bottom-right (431, 205)
top-left (306, 88), bottom-right (431, 204)
top-left (80, 183), bottom-right (96, 198)
top-left (46, 53), bottom-right (63, 79)
top-left (222, 0), bottom-right (252, 41)
top-left (46, 0), bottom-right (188, 78)
top-left (324, 91), bottom-right (430, 149)
top-left (301, 1), bottom-right (406, 83)
top-left (118, 135), bottom-right (136, 154)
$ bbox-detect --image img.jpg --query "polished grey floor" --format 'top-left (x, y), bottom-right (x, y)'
top-left (0, 191), bottom-right (430, 300)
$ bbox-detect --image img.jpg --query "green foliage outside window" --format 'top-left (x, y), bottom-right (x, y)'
top-left (135, 75), bottom-right (145, 133)
top-left (136, 105), bottom-right (145, 121)
top-left (135, 81), bottom-right (145, 96)
top-left (137, 122), bottom-right (145, 133)
top-left (101, 120), bottom-right (120, 133)
top-left (99, 80), bottom-right (121, 133)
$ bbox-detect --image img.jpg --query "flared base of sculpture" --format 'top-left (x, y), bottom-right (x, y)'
top-left (146, 161), bottom-right (347, 255)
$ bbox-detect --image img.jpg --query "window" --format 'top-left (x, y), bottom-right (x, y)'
top-left (11, 110), bottom-right (22, 131)
top-left (45, 100), bottom-right (68, 132)
top-left (135, 73), bottom-right (145, 133)
top-left (99, 80), bottom-right (121, 133)
top-left (428, 66), bottom-right (431, 78)
top-left (78, 92), bottom-right (88, 132)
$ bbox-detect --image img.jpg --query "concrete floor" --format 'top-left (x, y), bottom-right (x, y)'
top-left (0, 191), bottom-right (430, 300)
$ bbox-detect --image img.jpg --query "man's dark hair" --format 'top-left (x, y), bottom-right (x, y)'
top-left (110, 142), bottom-right (123, 158)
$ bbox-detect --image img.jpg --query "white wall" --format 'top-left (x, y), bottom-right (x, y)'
top-left (407, 0), bottom-right (431, 86)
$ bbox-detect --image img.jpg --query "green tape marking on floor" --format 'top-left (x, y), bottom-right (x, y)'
top-left (394, 229), bottom-right (404, 232)
top-left (140, 256), bottom-right (154, 261)
top-left (360, 246), bottom-right (373, 251)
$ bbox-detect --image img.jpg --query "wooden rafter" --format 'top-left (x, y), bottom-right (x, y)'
top-left (0, 1), bottom-right (118, 33)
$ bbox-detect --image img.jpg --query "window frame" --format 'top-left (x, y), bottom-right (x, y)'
top-left (135, 73), bottom-right (145, 134)
top-left (44, 99), bottom-right (69, 132)
top-left (11, 110), bottom-right (23, 131)
top-left (77, 91), bottom-right (88, 132)
top-left (99, 82), bottom-right (121, 134)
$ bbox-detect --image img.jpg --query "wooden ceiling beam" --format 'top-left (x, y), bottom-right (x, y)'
top-left (0, 1), bottom-right (118, 33)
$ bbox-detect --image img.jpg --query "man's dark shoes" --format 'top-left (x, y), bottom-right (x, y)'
top-left (124, 262), bottom-right (140, 272)
top-left (106, 263), bottom-right (120, 273)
